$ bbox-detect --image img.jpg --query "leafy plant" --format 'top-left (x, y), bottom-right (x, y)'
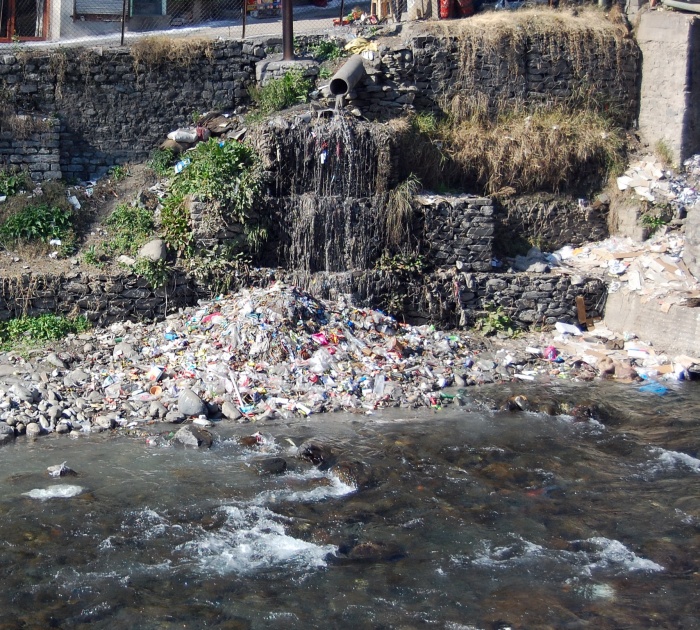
top-left (318, 67), bottom-right (333, 81)
top-left (248, 69), bottom-right (312, 115)
top-left (82, 244), bottom-right (104, 267)
top-left (244, 224), bottom-right (268, 253)
top-left (641, 212), bottom-right (667, 235)
top-left (108, 164), bottom-right (129, 182)
top-left (160, 194), bottom-right (193, 255)
top-left (376, 252), bottom-right (427, 275)
top-left (0, 203), bottom-right (72, 243)
top-left (133, 257), bottom-right (170, 288)
top-left (474, 304), bottom-right (517, 337)
top-left (0, 313), bottom-right (89, 347)
top-left (148, 148), bottom-right (175, 177)
top-left (309, 40), bottom-right (344, 62)
top-left (0, 168), bottom-right (28, 197)
top-left (105, 203), bottom-right (155, 255)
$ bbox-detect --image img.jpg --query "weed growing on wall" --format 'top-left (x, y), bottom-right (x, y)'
top-left (248, 70), bottom-right (313, 115)
top-left (133, 257), bottom-right (170, 288)
top-left (384, 174), bottom-right (421, 251)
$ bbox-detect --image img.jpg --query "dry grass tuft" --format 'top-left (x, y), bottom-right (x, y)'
top-left (131, 36), bottom-right (214, 73)
top-left (384, 174), bottom-right (421, 250)
top-left (447, 106), bottom-right (625, 194)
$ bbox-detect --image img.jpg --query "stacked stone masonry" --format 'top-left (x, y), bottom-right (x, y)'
top-left (0, 26), bottom-right (640, 179)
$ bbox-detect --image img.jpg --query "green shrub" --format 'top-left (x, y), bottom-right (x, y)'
top-left (148, 148), bottom-right (176, 177)
top-left (105, 203), bottom-right (155, 255)
top-left (170, 139), bottom-right (263, 222)
top-left (160, 194), bottom-right (193, 255)
top-left (0, 203), bottom-right (72, 243)
top-left (0, 314), bottom-right (89, 346)
top-left (133, 257), bottom-right (170, 288)
top-left (0, 168), bottom-right (28, 197)
top-left (309, 40), bottom-right (344, 62)
top-left (249, 69), bottom-right (312, 114)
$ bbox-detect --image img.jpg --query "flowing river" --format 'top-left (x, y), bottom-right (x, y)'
top-left (1, 380), bottom-right (698, 629)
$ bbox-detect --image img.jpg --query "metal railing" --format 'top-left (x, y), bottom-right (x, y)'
top-left (0, 0), bottom-right (409, 47)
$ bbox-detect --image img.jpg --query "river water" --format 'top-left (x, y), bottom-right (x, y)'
top-left (1, 380), bottom-right (698, 629)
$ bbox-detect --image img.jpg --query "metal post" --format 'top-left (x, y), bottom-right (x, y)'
top-left (282, 0), bottom-right (293, 61)
top-left (120, 0), bottom-right (127, 46)
top-left (242, 0), bottom-right (246, 39)
top-left (339, 0), bottom-right (345, 24)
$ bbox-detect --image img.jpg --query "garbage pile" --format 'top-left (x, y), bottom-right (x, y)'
top-left (161, 111), bottom-right (247, 158)
top-left (543, 232), bottom-right (700, 306)
top-left (616, 154), bottom-right (700, 212)
top-left (0, 282), bottom-right (697, 443)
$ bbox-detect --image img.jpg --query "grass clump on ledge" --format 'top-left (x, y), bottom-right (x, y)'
top-left (392, 104), bottom-right (626, 196)
top-left (0, 313), bottom-right (89, 348)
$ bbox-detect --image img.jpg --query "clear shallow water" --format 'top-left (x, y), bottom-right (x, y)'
top-left (0, 381), bottom-right (698, 629)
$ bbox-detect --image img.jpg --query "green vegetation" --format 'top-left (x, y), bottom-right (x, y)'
top-left (148, 148), bottom-right (175, 177)
top-left (82, 244), bottom-right (103, 267)
top-left (105, 203), bottom-right (155, 255)
top-left (0, 313), bottom-right (89, 348)
top-left (133, 257), bottom-right (170, 288)
top-left (108, 164), bottom-right (129, 182)
top-left (474, 304), bottom-right (517, 337)
top-left (309, 40), bottom-right (344, 62)
top-left (248, 70), bottom-right (312, 115)
top-left (641, 211), bottom-right (668, 235)
top-left (0, 203), bottom-right (72, 244)
top-left (376, 252), bottom-right (428, 275)
top-left (0, 168), bottom-right (28, 197)
top-left (160, 138), bottom-right (265, 254)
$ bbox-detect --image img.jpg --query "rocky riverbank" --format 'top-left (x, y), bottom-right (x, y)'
top-left (0, 281), bottom-right (695, 449)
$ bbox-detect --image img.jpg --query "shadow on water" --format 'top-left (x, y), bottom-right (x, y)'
top-left (0, 380), bottom-right (698, 629)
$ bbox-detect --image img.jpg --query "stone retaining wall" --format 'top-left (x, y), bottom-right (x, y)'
top-left (0, 266), bottom-right (606, 330)
top-left (0, 21), bottom-right (640, 180)
top-left (0, 116), bottom-right (61, 181)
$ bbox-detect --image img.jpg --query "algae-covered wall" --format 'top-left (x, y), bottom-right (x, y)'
top-left (0, 10), bottom-right (640, 180)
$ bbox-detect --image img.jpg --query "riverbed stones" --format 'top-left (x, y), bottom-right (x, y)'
top-left (0, 422), bottom-right (15, 445)
top-left (254, 457), bottom-right (287, 475)
top-left (172, 425), bottom-right (213, 448)
top-left (25, 422), bottom-right (41, 437)
top-left (221, 400), bottom-right (243, 421)
top-left (178, 389), bottom-right (207, 417)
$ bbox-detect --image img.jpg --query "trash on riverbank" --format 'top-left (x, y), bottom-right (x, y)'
top-left (0, 282), bottom-right (696, 441)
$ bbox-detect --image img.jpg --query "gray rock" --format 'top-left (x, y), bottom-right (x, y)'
top-left (25, 422), bottom-right (41, 437)
top-left (46, 352), bottom-right (67, 369)
top-left (171, 425), bottom-right (213, 448)
top-left (138, 238), bottom-right (167, 262)
top-left (476, 359), bottom-right (496, 371)
top-left (117, 254), bottom-right (136, 266)
top-left (149, 401), bottom-right (168, 419)
top-left (55, 422), bottom-right (71, 434)
top-left (113, 342), bottom-right (138, 360)
top-left (221, 400), bottom-right (243, 421)
top-left (11, 384), bottom-right (35, 403)
top-left (165, 410), bottom-right (186, 424)
top-left (65, 369), bottom-right (89, 387)
top-left (255, 457), bottom-right (287, 475)
top-left (178, 389), bottom-right (207, 417)
top-left (94, 415), bottom-right (115, 430)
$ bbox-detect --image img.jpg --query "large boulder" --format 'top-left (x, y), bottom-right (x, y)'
top-left (138, 238), bottom-right (167, 262)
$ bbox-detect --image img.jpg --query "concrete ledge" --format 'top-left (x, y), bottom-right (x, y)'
top-left (604, 289), bottom-right (700, 356)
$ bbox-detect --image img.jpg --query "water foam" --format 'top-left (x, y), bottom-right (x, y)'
top-left (576, 537), bottom-right (664, 575)
top-left (22, 485), bottom-right (84, 500)
top-left (182, 504), bottom-right (336, 575)
top-left (651, 448), bottom-right (700, 473)
top-left (251, 469), bottom-right (356, 506)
